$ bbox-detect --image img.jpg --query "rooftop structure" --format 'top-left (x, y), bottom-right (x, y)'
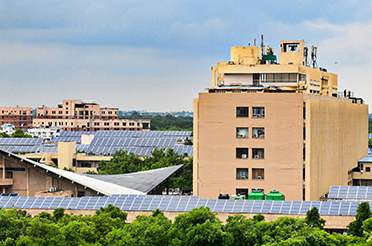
top-left (0, 148), bottom-right (182, 197)
top-left (0, 130), bottom-right (193, 173)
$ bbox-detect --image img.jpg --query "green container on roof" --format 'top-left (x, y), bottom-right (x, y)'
top-left (266, 190), bottom-right (285, 200)
top-left (247, 190), bottom-right (265, 200)
top-left (262, 55), bottom-right (277, 61)
top-left (231, 194), bottom-right (245, 200)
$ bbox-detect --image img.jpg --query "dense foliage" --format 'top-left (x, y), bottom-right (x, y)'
top-left (0, 129), bottom-right (33, 138)
top-left (348, 201), bottom-right (372, 237)
top-left (122, 112), bottom-right (193, 131)
top-left (96, 148), bottom-right (193, 189)
top-left (2, 205), bottom-right (372, 245)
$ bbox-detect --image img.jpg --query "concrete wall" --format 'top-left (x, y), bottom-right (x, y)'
top-left (194, 92), bottom-right (304, 200)
top-left (0, 151), bottom-right (99, 197)
top-left (304, 94), bottom-right (368, 200)
top-left (194, 91), bottom-right (368, 201)
top-left (58, 142), bottom-right (76, 170)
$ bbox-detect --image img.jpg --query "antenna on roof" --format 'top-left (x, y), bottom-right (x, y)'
top-left (260, 34), bottom-right (264, 54)
top-left (311, 45), bottom-right (318, 68)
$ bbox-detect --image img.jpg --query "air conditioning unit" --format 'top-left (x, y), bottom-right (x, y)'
top-left (301, 85), bottom-right (307, 89)
top-left (254, 155), bottom-right (260, 159)
top-left (241, 176), bottom-right (247, 179)
top-left (257, 176), bottom-right (262, 179)
top-left (241, 154), bottom-right (247, 158)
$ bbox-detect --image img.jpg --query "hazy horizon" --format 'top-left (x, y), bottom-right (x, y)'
top-left (1, 1), bottom-right (372, 112)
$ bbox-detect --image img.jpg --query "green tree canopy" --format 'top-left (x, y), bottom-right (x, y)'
top-left (10, 129), bottom-right (33, 138)
top-left (97, 148), bottom-right (192, 189)
top-left (305, 206), bottom-right (326, 229)
top-left (348, 201), bottom-right (372, 237)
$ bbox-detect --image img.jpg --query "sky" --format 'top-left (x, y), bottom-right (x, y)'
top-left (1, 1), bottom-right (372, 112)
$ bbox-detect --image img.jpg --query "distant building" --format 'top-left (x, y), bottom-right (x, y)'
top-left (33, 100), bottom-right (150, 131)
top-left (193, 40), bottom-right (368, 201)
top-left (0, 107), bottom-right (33, 128)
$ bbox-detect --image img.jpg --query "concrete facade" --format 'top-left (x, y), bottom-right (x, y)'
top-left (0, 107), bottom-right (33, 128)
top-left (193, 40), bottom-right (368, 201)
top-left (34, 99), bottom-right (150, 131)
top-left (0, 153), bottom-right (99, 197)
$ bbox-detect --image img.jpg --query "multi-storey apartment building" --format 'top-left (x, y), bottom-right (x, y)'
top-left (193, 40), bottom-right (368, 201)
top-left (34, 100), bottom-right (150, 131)
top-left (0, 107), bottom-right (33, 128)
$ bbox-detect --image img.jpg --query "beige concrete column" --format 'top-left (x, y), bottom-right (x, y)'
top-left (26, 167), bottom-right (30, 196)
top-left (2, 156), bottom-right (5, 179)
top-left (2, 156), bottom-right (5, 193)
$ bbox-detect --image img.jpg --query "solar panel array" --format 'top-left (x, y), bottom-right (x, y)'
top-left (0, 130), bottom-right (193, 156)
top-left (75, 145), bottom-right (193, 157)
top-left (328, 186), bottom-right (372, 200)
top-left (59, 131), bottom-right (95, 137)
top-left (0, 194), bottom-right (366, 216)
top-left (0, 138), bottom-right (44, 146)
top-left (94, 131), bottom-right (192, 138)
top-left (0, 146), bottom-right (58, 154)
top-left (51, 137), bottom-right (81, 144)
top-left (90, 138), bottom-right (178, 147)
top-left (0, 138), bottom-right (49, 154)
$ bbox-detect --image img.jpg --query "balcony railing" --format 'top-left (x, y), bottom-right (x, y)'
top-left (0, 179), bottom-right (13, 186)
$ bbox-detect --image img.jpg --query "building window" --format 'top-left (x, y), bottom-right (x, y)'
top-left (78, 162), bottom-right (92, 168)
top-left (236, 168), bottom-right (248, 179)
top-left (236, 189), bottom-right (248, 199)
top-left (252, 149), bottom-right (264, 159)
top-left (236, 127), bottom-right (248, 138)
top-left (236, 107), bottom-right (248, 117)
top-left (123, 122), bottom-right (126, 126)
top-left (361, 180), bottom-right (372, 186)
top-left (367, 167), bottom-right (371, 172)
top-left (236, 148), bottom-right (248, 159)
top-left (261, 73), bottom-right (297, 83)
top-left (252, 168), bottom-right (265, 180)
top-left (252, 107), bottom-right (265, 118)
top-left (252, 128), bottom-right (264, 138)
top-left (299, 74), bottom-right (306, 82)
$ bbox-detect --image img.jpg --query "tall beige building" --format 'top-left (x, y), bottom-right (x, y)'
top-left (193, 40), bottom-right (368, 201)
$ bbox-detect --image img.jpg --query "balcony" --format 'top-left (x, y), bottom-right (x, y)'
top-left (0, 179), bottom-right (13, 186)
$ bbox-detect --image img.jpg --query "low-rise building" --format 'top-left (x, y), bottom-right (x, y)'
top-left (33, 100), bottom-right (150, 131)
top-left (0, 107), bottom-right (33, 128)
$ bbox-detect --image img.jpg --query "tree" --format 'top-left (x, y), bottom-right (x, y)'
top-left (348, 202), bottom-right (372, 236)
top-left (97, 148), bottom-right (192, 189)
top-left (10, 129), bottom-right (33, 138)
top-left (305, 206), bottom-right (326, 229)
top-left (106, 209), bottom-right (172, 246)
top-left (168, 206), bottom-right (232, 246)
